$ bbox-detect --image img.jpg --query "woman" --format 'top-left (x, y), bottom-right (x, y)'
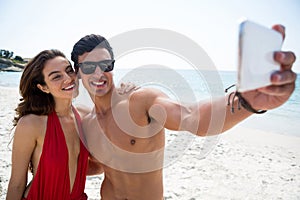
top-left (6, 49), bottom-right (90, 200)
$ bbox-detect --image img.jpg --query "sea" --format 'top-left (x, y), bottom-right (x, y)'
top-left (0, 69), bottom-right (299, 137)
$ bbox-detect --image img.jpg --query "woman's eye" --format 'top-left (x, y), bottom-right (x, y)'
top-left (67, 66), bottom-right (75, 74)
top-left (52, 75), bottom-right (62, 80)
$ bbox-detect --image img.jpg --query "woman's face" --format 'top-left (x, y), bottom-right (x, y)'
top-left (38, 56), bottom-right (79, 100)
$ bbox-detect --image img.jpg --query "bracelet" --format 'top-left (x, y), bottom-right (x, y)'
top-left (225, 85), bottom-right (267, 114)
top-left (235, 92), bottom-right (267, 114)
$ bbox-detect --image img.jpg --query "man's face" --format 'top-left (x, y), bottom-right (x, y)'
top-left (78, 48), bottom-right (114, 97)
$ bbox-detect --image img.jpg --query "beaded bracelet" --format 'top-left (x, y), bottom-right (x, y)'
top-left (225, 84), bottom-right (267, 114)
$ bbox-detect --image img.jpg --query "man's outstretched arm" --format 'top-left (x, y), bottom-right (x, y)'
top-left (147, 24), bottom-right (296, 137)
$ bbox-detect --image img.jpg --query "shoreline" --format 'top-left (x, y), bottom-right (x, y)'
top-left (0, 58), bottom-right (25, 72)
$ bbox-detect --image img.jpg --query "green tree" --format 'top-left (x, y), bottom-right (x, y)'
top-left (0, 49), bottom-right (14, 59)
top-left (8, 51), bottom-right (14, 59)
top-left (14, 55), bottom-right (24, 62)
top-left (0, 49), bottom-right (5, 57)
top-left (4, 50), bottom-right (10, 58)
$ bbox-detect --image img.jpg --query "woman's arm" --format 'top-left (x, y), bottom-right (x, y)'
top-left (6, 116), bottom-right (39, 200)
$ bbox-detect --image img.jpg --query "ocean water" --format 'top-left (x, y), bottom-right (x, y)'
top-left (1, 69), bottom-right (299, 137)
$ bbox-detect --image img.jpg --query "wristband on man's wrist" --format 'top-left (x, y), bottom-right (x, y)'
top-left (225, 84), bottom-right (267, 114)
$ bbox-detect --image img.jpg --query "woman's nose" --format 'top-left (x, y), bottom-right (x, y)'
top-left (64, 73), bottom-right (73, 83)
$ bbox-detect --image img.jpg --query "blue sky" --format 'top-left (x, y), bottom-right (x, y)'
top-left (1, 0), bottom-right (299, 71)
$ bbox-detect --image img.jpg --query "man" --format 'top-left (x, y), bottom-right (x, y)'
top-left (71, 25), bottom-right (296, 200)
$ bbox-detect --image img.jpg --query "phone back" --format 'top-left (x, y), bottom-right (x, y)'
top-left (237, 20), bottom-right (283, 92)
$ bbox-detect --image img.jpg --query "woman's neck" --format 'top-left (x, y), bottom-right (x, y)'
top-left (54, 99), bottom-right (73, 117)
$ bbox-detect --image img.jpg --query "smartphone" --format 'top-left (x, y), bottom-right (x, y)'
top-left (237, 20), bottom-right (283, 92)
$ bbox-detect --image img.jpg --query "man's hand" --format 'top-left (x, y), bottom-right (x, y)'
top-left (241, 24), bottom-right (297, 111)
top-left (117, 82), bottom-right (140, 95)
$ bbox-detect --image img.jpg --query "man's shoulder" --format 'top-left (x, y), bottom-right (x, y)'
top-left (130, 87), bottom-right (166, 98)
top-left (127, 87), bottom-right (168, 109)
top-left (76, 105), bottom-right (92, 118)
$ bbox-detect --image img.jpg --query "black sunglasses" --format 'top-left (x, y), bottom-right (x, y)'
top-left (77, 59), bottom-right (115, 74)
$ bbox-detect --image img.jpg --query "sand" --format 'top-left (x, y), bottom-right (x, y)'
top-left (1, 87), bottom-right (299, 200)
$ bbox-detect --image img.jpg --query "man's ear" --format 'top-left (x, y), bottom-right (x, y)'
top-left (37, 84), bottom-right (50, 94)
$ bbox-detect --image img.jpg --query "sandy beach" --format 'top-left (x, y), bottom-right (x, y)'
top-left (1, 86), bottom-right (299, 200)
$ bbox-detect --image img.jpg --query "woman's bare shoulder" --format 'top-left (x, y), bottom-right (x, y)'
top-left (18, 114), bottom-right (46, 125)
top-left (15, 114), bottom-right (47, 137)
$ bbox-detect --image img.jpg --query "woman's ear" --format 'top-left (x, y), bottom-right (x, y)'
top-left (37, 84), bottom-right (50, 94)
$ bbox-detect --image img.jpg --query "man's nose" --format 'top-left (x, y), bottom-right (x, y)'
top-left (94, 65), bottom-right (104, 75)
